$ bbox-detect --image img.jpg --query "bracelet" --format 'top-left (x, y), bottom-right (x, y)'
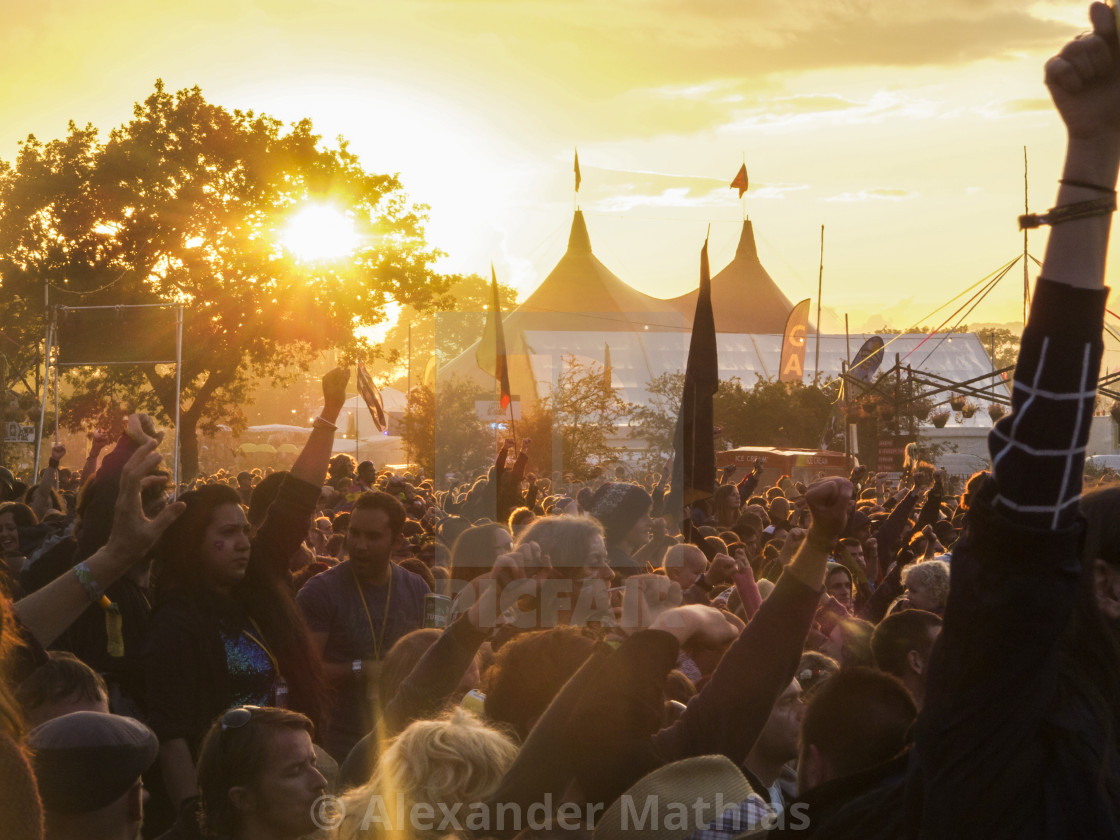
top-left (1019, 196), bottom-right (1117, 230)
top-left (313, 415), bottom-right (338, 431)
top-left (1059, 178), bottom-right (1116, 195)
top-left (73, 561), bottom-right (104, 604)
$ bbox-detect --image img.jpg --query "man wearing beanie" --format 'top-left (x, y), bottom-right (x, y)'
top-left (27, 710), bottom-right (158, 840)
top-left (588, 482), bottom-right (653, 578)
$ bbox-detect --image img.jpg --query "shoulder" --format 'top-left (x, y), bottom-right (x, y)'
top-left (393, 564), bottom-right (431, 597)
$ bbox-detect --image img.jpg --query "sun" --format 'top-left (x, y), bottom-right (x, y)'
top-left (281, 204), bottom-right (362, 262)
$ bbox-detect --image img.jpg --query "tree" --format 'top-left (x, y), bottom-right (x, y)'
top-left (0, 81), bottom-right (448, 477)
top-left (550, 355), bottom-right (628, 479)
top-left (629, 372), bottom-right (836, 465)
top-left (400, 376), bottom-right (493, 480)
top-left (370, 273), bottom-right (519, 387)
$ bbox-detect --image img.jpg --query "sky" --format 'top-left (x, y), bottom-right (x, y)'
top-left (2, 0), bottom-right (1114, 337)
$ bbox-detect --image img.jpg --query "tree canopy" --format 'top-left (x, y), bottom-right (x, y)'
top-left (0, 81), bottom-right (448, 476)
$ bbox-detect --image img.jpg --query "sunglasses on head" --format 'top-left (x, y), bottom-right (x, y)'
top-left (220, 705), bottom-right (263, 731)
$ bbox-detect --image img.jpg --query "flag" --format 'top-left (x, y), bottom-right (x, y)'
top-left (574, 148), bottom-right (581, 193)
top-left (779, 298), bottom-right (812, 383)
top-left (603, 342), bottom-right (612, 391)
top-left (850, 336), bottom-right (886, 384)
top-left (356, 361), bottom-right (387, 432)
top-left (476, 264), bottom-right (512, 410)
top-left (668, 238), bottom-right (719, 515)
top-left (730, 163), bottom-right (749, 198)
top-left (423, 355), bottom-right (437, 389)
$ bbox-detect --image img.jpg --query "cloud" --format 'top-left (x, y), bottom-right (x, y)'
top-left (998, 97), bottom-right (1052, 113)
top-left (822, 188), bottom-right (916, 203)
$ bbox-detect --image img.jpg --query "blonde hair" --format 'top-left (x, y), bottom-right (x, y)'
top-left (334, 708), bottom-right (517, 840)
top-left (901, 558), bottom-right (951, 611)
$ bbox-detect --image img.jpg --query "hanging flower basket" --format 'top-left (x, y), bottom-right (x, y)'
top-left (988, 404), bottom-right (1007, 422)
top-left (878, 403), bottom-right (895, 420)
top-left (931, 409), bottom-right (950, 428)
top-left (960, 401), bottom-right (977, 419)
top-left (909, 399), bottom-right (933, 422)
top-left (948, 394), bottom-right (966, 412)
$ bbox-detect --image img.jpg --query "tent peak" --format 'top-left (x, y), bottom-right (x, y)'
top-left (567, 210), bottom-right (592, 254)
top-left (735, 218), bottom-right (759, 262)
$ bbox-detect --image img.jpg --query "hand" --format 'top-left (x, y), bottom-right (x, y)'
top-left (126, 414), bottom-right (163, 445)
top-left (804, 476), bottom-right (854, 542)
top-left (778, 527), bottom-right (806, 566)
top-left (322, 368), bottom-right (350, 415)
top-left (467, 541), bottom-right (552, 629)
top-left (651, 604), bottom-right (741, 648)
top-left (864, 537), bottom-right (878, 558)
top-left (103, 434), bottom-right (186, 562)
top-left (90, 429), bottom-right (110, 454)
top-left (1046, 4), bottom-right (1120, 143)
top-left (50, 443), bottom-right (66, 463)
top-left (520, 438), bottom-right (531, 454)
top-left (706, 553), bottom-right (738, 587)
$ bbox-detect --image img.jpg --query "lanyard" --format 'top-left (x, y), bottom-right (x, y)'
top-left (352, 563), bottom-right (392, 660)
top-left (243, 617), bottom-right (280, 675)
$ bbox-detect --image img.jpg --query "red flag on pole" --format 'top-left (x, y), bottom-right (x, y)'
top-left (730, 163), bottom-right (749, 198)
top-left (574, 148), bottom-right (582, 193)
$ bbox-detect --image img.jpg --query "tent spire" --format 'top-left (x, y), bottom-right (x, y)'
top-left (567, 210), bottom-right (592, 254)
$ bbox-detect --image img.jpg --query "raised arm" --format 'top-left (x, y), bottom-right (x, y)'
top-left (30, 442), bottom-right (65, 520)
top-left (288, 367), bottom-right (348, 488)
top-left (914, 8), bottom-right (1119, 835)
top-left (15, 426), bottom-right (184, 646)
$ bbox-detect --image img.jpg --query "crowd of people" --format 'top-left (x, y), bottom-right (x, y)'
top-left (3, 8), bottom-right (1120, 838)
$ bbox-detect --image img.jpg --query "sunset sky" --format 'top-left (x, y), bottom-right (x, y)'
top-left (3, 0), bottom-right (1113, 337)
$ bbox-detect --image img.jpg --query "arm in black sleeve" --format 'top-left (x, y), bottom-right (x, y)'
top-left (872, 489), bottom-right (919, 565)
top-left (382, 614), bottom-right (489, 734)
top-left (736, 470), bottom-right (761, 500)
top-left (651, 571), bottom-right (821, 764)
top-left (915, 480), bottom-right (943, 532)
top-left (249, 475), bottom-right (320, 581)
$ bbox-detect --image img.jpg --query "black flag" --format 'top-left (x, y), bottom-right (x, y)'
top-left (668, 238), bottom-right (719, 517)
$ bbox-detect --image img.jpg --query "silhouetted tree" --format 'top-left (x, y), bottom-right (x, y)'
top-left (0, 81), bottom-right (447, 476)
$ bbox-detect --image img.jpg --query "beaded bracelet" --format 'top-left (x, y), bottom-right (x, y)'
top-left (73, 561), bottom-right (104, 603)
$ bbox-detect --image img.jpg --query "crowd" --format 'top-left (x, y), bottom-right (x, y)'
top-left (3, 8), bottom-right (1120, 839)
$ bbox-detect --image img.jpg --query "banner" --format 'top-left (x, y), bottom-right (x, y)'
top-left (778, 298), bottom-right (812, 382)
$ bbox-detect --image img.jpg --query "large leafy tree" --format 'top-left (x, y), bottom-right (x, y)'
top-left (0, 81), bottom-right (447, 477)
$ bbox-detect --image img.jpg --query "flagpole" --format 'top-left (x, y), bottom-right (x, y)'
top-left (1023, 146), bottom-right (1029, 326)
top-left (815, 224), bottom-right (824, 382)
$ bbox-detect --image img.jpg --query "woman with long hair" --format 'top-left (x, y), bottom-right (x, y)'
top-left (144, 369), bottom-right (348, 813)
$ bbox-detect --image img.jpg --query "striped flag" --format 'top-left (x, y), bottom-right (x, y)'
top-left (356, 361), bottom-right (387, 433)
